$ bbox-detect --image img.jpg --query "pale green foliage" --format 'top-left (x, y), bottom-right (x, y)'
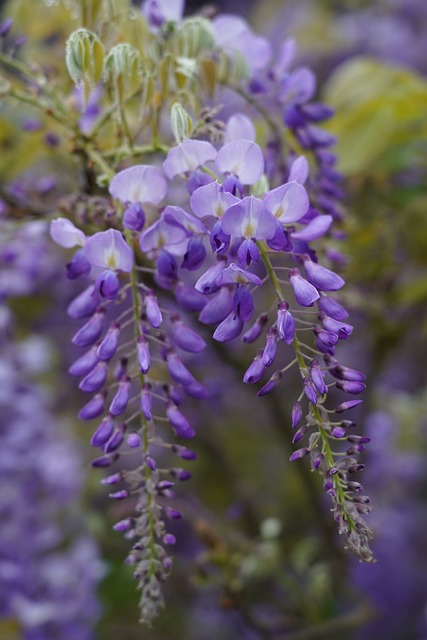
top-left (65, 28), bottom-right (105, 90)
top-left (174, 17), bottom-right (215, 59)
top-left (324, 57), bottom-right (427, 175)
top-left (170, 102), bottom-right (193, 144)
top-left (104, 43), bottom-right (144, 106)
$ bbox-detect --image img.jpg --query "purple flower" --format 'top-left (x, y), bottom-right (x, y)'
top-left (139, 218), bottom-right (189, 257)
top-left (221, 196), bottom-right (276, 240)
top-left (190, 181), bottom-right (239, 219)
top-left (143, 0), bottom-right (184, 31)
top-left (66, 249), bottom-right (91, 280)
top-left (163, 140), bottom-right (217, 180)
top-left (172, 316), bottom-right (206, 353)
top-left (289, 268), bottom-right (320, 307)
top-left (109, 377), bottom-right (131, 416)
top-left (276, 301), bottom-right (295, 344)
top-left (263, 181), bottom-right (309, 223)
top-left (216, 263), bottom-right (263, 287)
top-left (198, 287), bottom-right (234, 325)
top-left (50, 218), bottom-right (86, 248)
top-left (79, 361), bottom-right (108, 393)
top-left (215, 141), bottom-right (264, 185)
top-left (224, 113), bottom-right (256, 143)
top-left (212, 14), bottom-right (272, 73)
top-left (213, 311), bottom-right (244, 342)
top-left (97, 323), bottom-right (120, 360)
top-left (166, 402), bottom-right (196, 439)
top-left (303, 256), bottom-right (345, 291)
top-left (123, 203), bottom-right (146, 231)
top-left (84, 229), bottom-right (134, 272)
top-left (72, 309), bottom-right (106, 348)
top-left (288, 155), bottom-right (309, 184)
top-left (243, 350), bottom-right (265, 383)
top-left (279, 67), bottom-right (316, 105)
top-left (94, 269), bottom-right (121, 299)
top-left (291, 215), bottom-right (333, 242)
top-left (109, 165), bottom-right (167, 205)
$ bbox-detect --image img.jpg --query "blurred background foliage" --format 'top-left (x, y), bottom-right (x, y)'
top-left (1, 1), bottom-right (427, 639)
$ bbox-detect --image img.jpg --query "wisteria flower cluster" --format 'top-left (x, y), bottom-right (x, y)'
top-left (1, 0), bottom-right (374, 627)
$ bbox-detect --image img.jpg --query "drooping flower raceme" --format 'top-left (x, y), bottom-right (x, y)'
top-left (33, 0), bottom-right (378, 626)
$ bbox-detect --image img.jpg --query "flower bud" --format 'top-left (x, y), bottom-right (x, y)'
top-left (170, 102), bottom-right (192, 144)
top-left (104, 43), bottom-right (143, 105)
top-left (65, 29), bottom-right (105, 91)
top-left (175, 17), bottom-right (215, 58)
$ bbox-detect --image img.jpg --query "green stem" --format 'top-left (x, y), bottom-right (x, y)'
top-left (258, 242), bottom-right (285, 301)
top-left (127, 231), bottom-right (157, 577)
top-left (9, 88), bottom-right (72, 129)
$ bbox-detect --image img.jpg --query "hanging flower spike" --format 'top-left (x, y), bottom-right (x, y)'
top-left (109, 165), bottom-right (168, 206)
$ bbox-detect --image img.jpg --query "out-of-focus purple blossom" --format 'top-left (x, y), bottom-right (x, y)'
top-left (109, 165), bottom-right (168, 205)
top-left (143, 0), bottom-right (184, 31)
top-left (163, 140), bottom-right (217, 180)
top-left (212, 14), bottom-right (272, 74)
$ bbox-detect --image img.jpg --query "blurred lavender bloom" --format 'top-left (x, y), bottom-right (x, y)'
top-left (215, 140), bottom-right (264, 186)
top-left (163, 140), bottom-right (217, 180)
top-left (109, 165), bottom-right (167, 205)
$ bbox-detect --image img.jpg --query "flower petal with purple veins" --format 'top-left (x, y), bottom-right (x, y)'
top-left (109, 165), bottom-right (167, 205)
top-left (190, 181), bottom-right (239, 219)
top-left (216, 262), bottom-right (262, 287)
top-left (263, 181), bottom-right (309, 224)
top-left (221, 195), bottom-right (276, 240)
top-left (139, 218), bottom-right (189, 257)
top-left (291, 215), bottom-right (333, 242)
top-left (224, 114), bottom-right (256, 143)
top-left (163, 140), bottom-right (217, 180)
top-left (288, 156), bottom-right (309, 184)
top-left (50, 218), bottom-right (86, 248)
top-left (216, 141), bottom-right (264, 185)
top-left (84, 229), bottom-right (134, 272)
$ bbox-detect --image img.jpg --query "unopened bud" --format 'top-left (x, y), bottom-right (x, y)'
top-left (65, 29), bottom-right (105, 91)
